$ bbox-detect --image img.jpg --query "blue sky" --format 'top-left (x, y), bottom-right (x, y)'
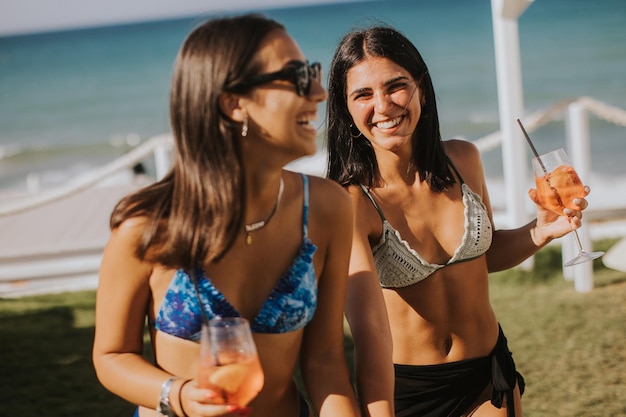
top-left (0, 0), bottom-right (360, 36)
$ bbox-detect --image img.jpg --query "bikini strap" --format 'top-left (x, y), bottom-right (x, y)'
top-left (446, 155), bottom-right (465, 185)
top-left (359, 184), bottom-right (386, 221)
top-left (301, 173), bottom-right (310, 238)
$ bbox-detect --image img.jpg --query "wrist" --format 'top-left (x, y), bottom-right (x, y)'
top-left (177, 379), bottom-right (192, 417)
top-left (530, 220), bottom-right (551, 248)
top-left (157, 376), bottom-right (180, 417)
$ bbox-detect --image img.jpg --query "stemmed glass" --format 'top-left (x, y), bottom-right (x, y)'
top-left (531, 148), bottom-right (604, 266)
top-left (517, 119), bottom-right (604, 266)
top-left (198, 317), bottom-right (264, 408)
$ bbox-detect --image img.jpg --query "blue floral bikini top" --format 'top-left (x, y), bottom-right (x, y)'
top-left (155, 174), bottom-right (318, 340)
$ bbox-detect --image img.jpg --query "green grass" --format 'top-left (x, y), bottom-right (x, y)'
top-left (1, 239), bottom-right (625, 417)
top-left (0, 290), bottom-right (134, 416)
top-left (487, 239), bottom-right (626, 417)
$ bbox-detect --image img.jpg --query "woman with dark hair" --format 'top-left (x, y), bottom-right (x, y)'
top-left (326, 26), bottom-right (590, 417)
top-left (93, 14), bottom-right (360, 417)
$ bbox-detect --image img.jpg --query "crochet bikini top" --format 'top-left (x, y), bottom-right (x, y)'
top-left (155, 174), bottom-right (318, 339)
top-left (360, 162), bottom-right (492, 288)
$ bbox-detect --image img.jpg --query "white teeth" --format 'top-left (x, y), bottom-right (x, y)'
top-left (376, 116), bottom-right (402, 129)
top-left (297, 115), bottom-right (316, 125)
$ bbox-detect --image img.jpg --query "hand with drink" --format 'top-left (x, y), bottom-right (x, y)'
top-left (198, 317), bottom-right (264, 413)
top-left (533, 152), bottom-right (584, 216)
top-left (518, 120), bottom-right (604, 266)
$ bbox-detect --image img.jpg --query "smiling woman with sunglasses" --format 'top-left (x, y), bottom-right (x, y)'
top-left (93, 14), bottom-right (360, 417)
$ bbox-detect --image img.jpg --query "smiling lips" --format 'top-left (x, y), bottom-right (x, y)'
top-left (371, 113), bottom-right (404, 130)
top-left (297, 112), bottom-right (318, 129)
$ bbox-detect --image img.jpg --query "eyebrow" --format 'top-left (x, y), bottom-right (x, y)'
top-left (348, 75), bottom-right (411, 98)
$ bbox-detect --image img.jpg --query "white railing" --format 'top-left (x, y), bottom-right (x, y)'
top-left (1, 96), bottom-right (625, 294)
top-left (473, 96), bottom-right (626, 152)
top-left (0, 133), bottom-right (173, 217)
top-left (474, 96), bottom-right (626, 292)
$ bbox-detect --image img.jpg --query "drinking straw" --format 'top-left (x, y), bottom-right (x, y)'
top-left (517, 118), bottom-right (547, 174)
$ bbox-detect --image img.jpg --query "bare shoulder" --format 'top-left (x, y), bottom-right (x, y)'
top-left (111, 215), bottom-right (148, 241)
top-left (99, 215), bottom-right (154, 295)
top-left (443, 138), bottom-right (481, 162)
top-left (306, 174), bottom-right (352, 210)
top-left (443, 139), bottom-right (489, 197)
top-left (105, 216), bottom-right (151, 257)
top-left (302, 174), bottom-right (354, 247)
top-left (346, 183), bottom-right (382, 239)
top-left (345, 184), bottom-right (368, 209)
top-left (444, 138), bottom-right (484, 173)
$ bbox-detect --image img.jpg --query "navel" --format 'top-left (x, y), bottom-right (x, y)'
top-left (443, 336), bottom-right (453, 355)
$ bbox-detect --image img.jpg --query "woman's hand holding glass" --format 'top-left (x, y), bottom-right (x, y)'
top-left (193, 317), bottom-right (264, 416)
top-left (180, 381), bottom-right (251, 417)
top-left (529, 148), bottom-right (603, 265)
top-left (528, 181), bottom-right (588, 241)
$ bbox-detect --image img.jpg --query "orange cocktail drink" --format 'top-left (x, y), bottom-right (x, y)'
top-left (198, 349), bottom-right (264, 407)
top-left (535, 164), bottom-right (585, 216)
top-left (198, 317), bottom-right (264, 407)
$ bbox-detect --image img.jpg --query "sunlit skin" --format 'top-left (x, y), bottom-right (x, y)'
top-left (342, 56), bottom-right (590, 416)
top-left (238, 31), bottom-right (325, 168)
top-left (347, 57), bottom-right (421, 158)
top-left (93, 27), bottom-right (360, 417)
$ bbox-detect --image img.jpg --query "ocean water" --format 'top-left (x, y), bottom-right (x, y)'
top-left (1, 0), bottom-right (625, 205)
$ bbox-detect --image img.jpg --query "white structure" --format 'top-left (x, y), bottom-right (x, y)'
top-left (490, 0), bottom-right (598, 292)
top-left (491, 0), bottom-right (535, 274)
top-left (491, 0), bottom-right (533, 230)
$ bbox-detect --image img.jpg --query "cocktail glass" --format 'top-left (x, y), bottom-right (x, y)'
top-left (198, 317), bottom-right (264, 407)
top-left (532, 148), bottom-right (604, 266)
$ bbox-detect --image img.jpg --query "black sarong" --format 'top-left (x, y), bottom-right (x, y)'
top-left (394, 325), bottom-right (525, 417)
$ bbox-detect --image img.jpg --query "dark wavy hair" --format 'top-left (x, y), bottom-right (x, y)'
top-left (110, 14), bottom-right (285, 269)
top-left (326, 26), bottom-right (453, 191)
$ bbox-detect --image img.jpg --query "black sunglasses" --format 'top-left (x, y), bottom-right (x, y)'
top-left (229, 60), bottom-right (321, 97)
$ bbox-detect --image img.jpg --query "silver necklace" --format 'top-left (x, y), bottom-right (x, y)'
top-left (245, 177), bottom-right (284, 245)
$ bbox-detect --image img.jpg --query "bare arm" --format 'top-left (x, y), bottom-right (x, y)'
top-left (92, 219), bottom-right (233, 417)
top-left (487, 187), bottom-right (588, 272)
top-left (92, 218), bottom-right (182, 410)
top-left (343, 187), bottom-right (395, 417)
top-left (300, 179), bottom-right (361, 417)
top-left (444, 140), bottom-right (590, 272)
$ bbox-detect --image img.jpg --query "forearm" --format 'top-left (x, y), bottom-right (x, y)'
top-left (354, 328), bottom-right (394, 417)
top-left (487, 219), bottom-right (551, 272)
top-left (301, 351), bottom-right (361, 417)
top-left (94, 351), bottom-right (182, 412)
top-left (346, 301), bottom-right (394, 417)
top-left (353, 344), bottom-right (395, 417)
top-left (344, 268), bottom-right (395, 417)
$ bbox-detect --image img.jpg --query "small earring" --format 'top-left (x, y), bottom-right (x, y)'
top-left (241, 112), bottom-right (248, 137)
top-left (349, 124), bottom-right (362, 138)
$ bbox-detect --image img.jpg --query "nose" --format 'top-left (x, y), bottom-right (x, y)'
top-left (373, 90), bottom-right (394, 113)
top-left (308, 78), bottom-right (327, 102)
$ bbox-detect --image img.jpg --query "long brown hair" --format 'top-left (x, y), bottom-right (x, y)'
top-left (326, 26), bottom-right (454, 191)
top-left (110, 14), bottom-right (285, 270)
